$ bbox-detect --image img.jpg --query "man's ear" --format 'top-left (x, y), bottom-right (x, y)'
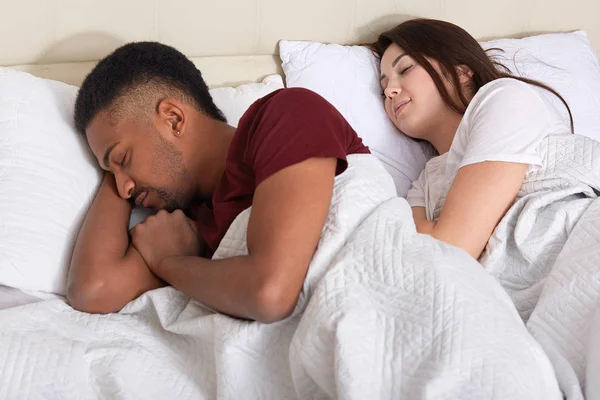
top-left (157, 98), bottom-right (185, 137)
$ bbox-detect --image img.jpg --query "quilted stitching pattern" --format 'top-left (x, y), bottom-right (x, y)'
top-left (481, 134), bottom-right (600, 399)
top-left (290, 199), bottom-right (559, 399)
top-left (0, 154), bottom-right (561, 399)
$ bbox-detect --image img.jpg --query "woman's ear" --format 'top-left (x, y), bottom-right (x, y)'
top-left (457, 65), bottom-right (474, 84)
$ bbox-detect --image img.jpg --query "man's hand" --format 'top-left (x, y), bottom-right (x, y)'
top-left (131, 209), bottom-right (202, 272)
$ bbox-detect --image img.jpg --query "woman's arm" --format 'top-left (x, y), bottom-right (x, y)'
top-left (423, 161), bottom-right (528, 259)
top-left (412, 80), bottom-right (554, 259)
top-left (412, 206), bottom-right (435, 235)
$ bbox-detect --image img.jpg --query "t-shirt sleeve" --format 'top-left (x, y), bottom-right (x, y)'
top-left (245, 88), bottom-right (369, 187)
top-left (406, 168), bottom-right (427, 208)
top-left (458, 79), bottom-right (554, 170)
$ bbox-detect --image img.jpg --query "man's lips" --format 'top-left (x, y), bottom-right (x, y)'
top-left (135, 192), bottom-right (147, 206)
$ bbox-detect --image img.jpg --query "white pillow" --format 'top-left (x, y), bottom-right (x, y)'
top-left (279, 41), bottom-right (431, 197)
top-left (211, 74), bottom-right (284, 127)
top-left (0, 68), bottom-right (98, 296)
top-left (0, 69), bottom-right (284, 295)
top-left (279, 30), bottom-right (600, 195)
top-left (481, 30), bottom-right (600, 140)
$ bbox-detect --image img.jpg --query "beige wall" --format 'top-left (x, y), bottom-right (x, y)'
top-left (2, 0), bottom-right (599, 86)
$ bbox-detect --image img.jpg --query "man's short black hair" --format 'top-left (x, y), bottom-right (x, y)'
top-left (74, 41), bottom-right (226, 135)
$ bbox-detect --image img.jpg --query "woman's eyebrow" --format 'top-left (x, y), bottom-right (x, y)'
top-left (379, 53), bottom-right (408, 82)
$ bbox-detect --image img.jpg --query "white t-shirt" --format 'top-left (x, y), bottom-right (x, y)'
top-left (406, 78), bottom-right (571, 221)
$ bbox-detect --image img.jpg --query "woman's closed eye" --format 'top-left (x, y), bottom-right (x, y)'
top-left (399, 65), bottom-right (412, 75)
top-left (380, 65), bottom-right (414, 96)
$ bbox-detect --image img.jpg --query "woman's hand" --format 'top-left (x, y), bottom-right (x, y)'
top-left (414, 219), bottom-right (436, 235)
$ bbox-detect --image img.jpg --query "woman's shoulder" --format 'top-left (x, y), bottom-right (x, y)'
top-left (471, 78), bottom-right (540, 107)
top-left (464, 77), bottom-right (556, 124)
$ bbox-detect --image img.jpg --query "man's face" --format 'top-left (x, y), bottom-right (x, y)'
top-left (86, 110), bottom-right (195, 211)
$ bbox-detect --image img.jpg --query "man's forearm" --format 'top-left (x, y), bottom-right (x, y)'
top-left (71, 174), bottom-right (133, 266)
top-left (157, 255), bottom-right (298, 323)
top-left (68, 173), bottom-right (163, 313)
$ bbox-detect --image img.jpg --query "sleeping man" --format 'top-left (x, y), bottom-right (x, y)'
top-left (67, 41), bottom-right (370, 322)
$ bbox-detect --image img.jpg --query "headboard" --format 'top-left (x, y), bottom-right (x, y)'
top-left (3, 0), bottom-right (599, 87)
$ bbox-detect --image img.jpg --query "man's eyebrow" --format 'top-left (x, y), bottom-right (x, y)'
top-left (379, 53), bottom-right (409, 82)
top-left (103, 142), bottom-right (120, 169)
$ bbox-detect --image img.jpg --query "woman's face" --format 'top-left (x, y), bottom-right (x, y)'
top-left (379, 43), bottom-right (454, 141)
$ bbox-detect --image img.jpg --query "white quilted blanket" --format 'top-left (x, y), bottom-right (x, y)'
top-left (0, 154), bottom-right (561, 399)
top-left (480, 134), bottom-right (600, 400)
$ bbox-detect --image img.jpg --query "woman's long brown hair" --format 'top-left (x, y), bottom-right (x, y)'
top-left (373, 18), bottom-right (574, 132)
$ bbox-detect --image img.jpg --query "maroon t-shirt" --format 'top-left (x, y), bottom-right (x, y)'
top-left (192, 87), bottom-right (370, 257)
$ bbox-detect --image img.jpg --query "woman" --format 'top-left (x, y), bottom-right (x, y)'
top-left (375, 18), bottom-right (573, 260)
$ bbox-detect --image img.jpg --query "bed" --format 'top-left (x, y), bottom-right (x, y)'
top-left (1, 1), bottom-right (600, 399)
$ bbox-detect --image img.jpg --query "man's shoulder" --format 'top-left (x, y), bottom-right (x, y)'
top-left (235, 87), bottom-right (342, 138)
top-left (253, 87), bottom-right (331, 112)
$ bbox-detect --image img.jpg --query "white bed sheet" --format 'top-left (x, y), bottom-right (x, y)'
top-left (0, 285), bottom-right (44, 310)
top-left (0, 154), bottom-right (560, 400)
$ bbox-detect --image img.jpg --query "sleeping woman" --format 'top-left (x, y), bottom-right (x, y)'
top-left (373, 20), bottom-right (600, 395)
top-left (374, 18), bottom-right (573, 260)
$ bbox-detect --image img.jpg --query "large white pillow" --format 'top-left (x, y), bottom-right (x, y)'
top-left (0, 69), bottom-right (284, 295)
top-left (279, 30), bottom-right (600, 195)
top-left (280, 41), bottom-right (432, 197)
top-left (211, 74), bottom-right (284, 127)
top-left (0, 68), bottom-right (98, 296)
top-left (481, 30), bottom-right (600, 140)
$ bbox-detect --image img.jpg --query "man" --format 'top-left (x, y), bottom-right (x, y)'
top-left (68, 41), bottom-right (369, 323)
